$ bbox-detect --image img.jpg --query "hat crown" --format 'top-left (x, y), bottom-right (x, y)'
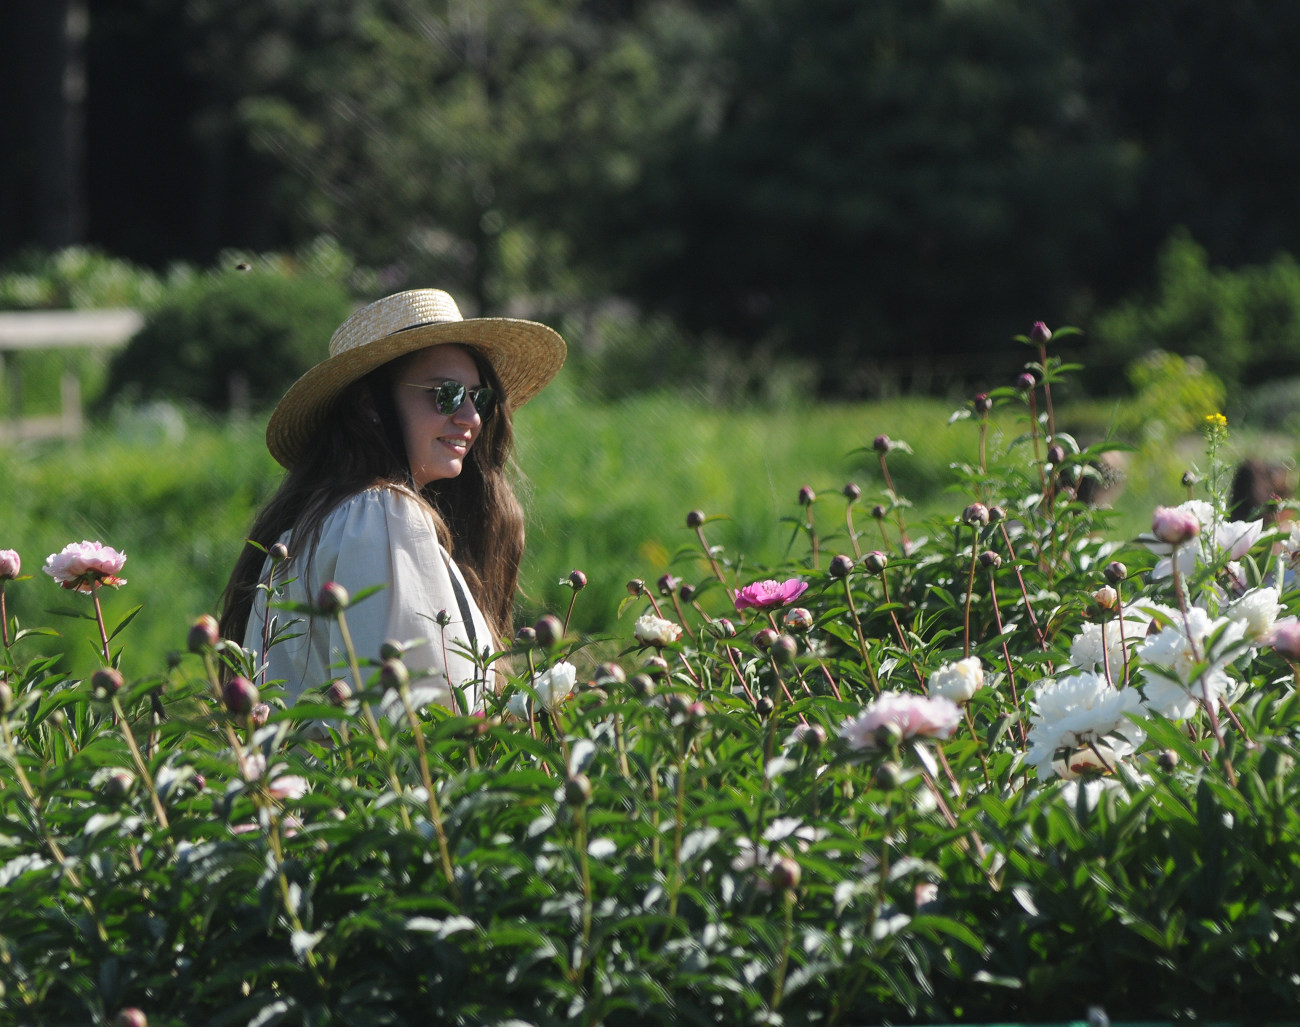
top-left (329, 289), bottom-right (465, 359)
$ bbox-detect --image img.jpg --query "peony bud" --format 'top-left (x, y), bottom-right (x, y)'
top-left (249, 703), bottom-right (271, 728)
top-left (0, 549), bottom-right (20, 580)
top-left (1029, 321), bottom-right (1052, 345)
top-left (1104, 561), bottom-right (1128, 584)
top-left (104, 768), bottom-right (135, 804)
top-left (962, 503), bottom-right (990, 527)
top-left (268, 542), bottom-right (289, 564)
top-left (564, 774), bottom-right (593, 806)
top-left (657, 573), bottom-right (680, 596)
top-left (1151, 506), bottom-right (1201, 544)
top-left (379, 638), bottom-right (405, 661)
top-left (798, 485), bottom-right (816, 506)
top-left (1267, 620), bottom-right (1300, 661)
top-left (222, 676), bottom-right (258, 716)
top-left (112, 1008), bottom-right (148, 1027)
top-left (626, 578), bottom-right (646, 597)
top-left (829, 554), bottom-right (854, 578)
top-left (988, 505), bottom-right (1006, 524)
top-left (874, 721), bottom-right (904, 750)
top-left (642, 654), bottom-right (670, 677)
top-left (379, 658), bottom-right (410, 692)
top-left (863, 550), bottom-right (888, 575)
top-left (872, 504), bottom-right (887, 520)
top-left (755, 696), bottom-right (774, 717)
top-left (514, 625), bottom-right (537, 645)
top-left (973, 393), bottom-right (992, 415)
top-left (872, 434), bottom-right (892, 454)
top-left (843, 482), bottom-right (862, 502)
top-left (753, 628), bottom-right (779, 650)
top-left (1047, 443), bottom-right (1065, 466)
top-left (686, 509), bottom-right (706, 528)
top-left (325, 680), bottom-right (352, 706)
top-left (1092, 586), bottom-right (1119, 611)
top-left (678, 583), bottom-right (696, 603)
top-left (799, 724), bottom-right (827, 749)
top-left (1157, 749), bottom-right (1180, 772)
top-left (435, 609), bottom-right (452, 627)
top-left (1016, 372), bottom-right (1036, 392)
top-left (770, 634), bottom-right (798, 665)
top-left (630, 673), bottom-right (656, 698)
top-left (534, 614), bottom-right (564, 648)
top-left (92, 667), bottom-right (125, 699)
top-left (594, 662), bottom-right (626, 686)
top-left (782, 607), bottom-right (814, 633)
top-left (567, 569), bottom-right (588, 591)
top-left (187, 614), bottom-right (220, 653)
top-left (771, 856), bottom-right (801, 892)
top-left (710, 617), bottom-right (737, 639)
top-left (978, 550), bottom-right (1002, 570)
top-left (1181, 470), bottom-right (1197, 488)
top-left (874, 761), bottom-right (902, 791)
top-left (316, 581), bottom-right (350, 614)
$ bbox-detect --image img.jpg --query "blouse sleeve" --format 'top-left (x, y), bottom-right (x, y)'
top-left (302, 488), bottom-right (491, 711)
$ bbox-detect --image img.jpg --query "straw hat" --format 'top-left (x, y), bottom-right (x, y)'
top-left (266, 288), bottom-right (566, 468)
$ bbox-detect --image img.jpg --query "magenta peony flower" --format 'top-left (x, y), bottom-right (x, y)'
top-left (734, 578), bottom-right (809, 612)
top-left (1151, 506), bottom-right (1201, 545)
top-left (42, 540), bottom-right (127, 592)
top-left (839, 692), bottom-right (962, 750)
top-left (0, 549), bottom-right (20, 580)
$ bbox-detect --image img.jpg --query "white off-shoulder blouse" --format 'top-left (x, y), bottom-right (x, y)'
top-left (242, 487), bottom-right (493, 710)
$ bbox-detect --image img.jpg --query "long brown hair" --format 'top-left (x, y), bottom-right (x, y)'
top-left (218, 346), bottom-right (524, 650)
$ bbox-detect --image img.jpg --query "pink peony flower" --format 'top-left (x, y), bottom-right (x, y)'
top-left (734, 578), bottom-right (809, 612)
top-left (0, 549), bottom-right (19, 580)
top-left (42, 540), bottom-right (127, 592)
top-left (1264, 617), bottom-right (1300, 661)
top-left (1151, 506), bottom-right (1200, 545)
top-left (839, 692), bottom-right (962, 750)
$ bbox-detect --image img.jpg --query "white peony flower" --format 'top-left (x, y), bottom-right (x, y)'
top-left (1225, 584), bottom-right (1281, 641)
top-left (1135, 607), bottom-right (1247, 719)
top-left (927, 657), bottom-right (985, 704)
top-left (1026, 672), bottom-right (1145, 779)
top-left (634, 613), bottom-right (682, 647)
top-left (506, 661), bottom-right (577, 718)
top-left (1145, 500), bottom-right (1262, 580)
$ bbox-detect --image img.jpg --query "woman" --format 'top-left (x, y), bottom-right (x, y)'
top-left (219, 288), bottom-right (566, 709)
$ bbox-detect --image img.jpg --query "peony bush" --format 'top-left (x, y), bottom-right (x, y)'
top-left (3, 327), bottom-right (1300, 1025)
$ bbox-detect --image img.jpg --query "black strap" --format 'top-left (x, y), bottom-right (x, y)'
top-left (444, 556), bottom-right (479, 653)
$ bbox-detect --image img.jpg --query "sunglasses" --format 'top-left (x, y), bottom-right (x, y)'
top-left (402, 379), bottom-right (497, 420)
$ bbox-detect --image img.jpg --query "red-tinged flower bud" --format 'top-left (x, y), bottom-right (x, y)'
top-left (564, 773), bottom-right (593, 806)
top-left (568, 569), bottom-right (588, 591)
top-left (657, 573), bottom-right (679, 596)
top-left (799, 724), bottom-right (827, 749)
top-left (863, 550), bottom-right (888, 575)
top-left (643, 654), bottom-right (670, 677)
top-left (1181, 470), bottom-right (1198, 488)
top-left (874, 761), bottom-right (902, 790)
top-left (594, 662), bottom-right (626, 686)
top-left (1030, 321), bottom-right (1053, 345)
top-left (973, 393), bottom-right (992, 415)
top-left (963, 503), bottom-right (990, 527)
top-left (317, 581), bottom-right (349, 614)
top-left (1047, 443), bottom-right (1066, 465)
top-left (783, 607), bottom-right (814, 633)
top-left (1104, 561), bottom-right (1128, 584)
top-left (0, 549), bottom-right (20, 580)
top-left (112, 1007), bottom-right (148, 1027)
top-left (269, 542), bottom-right (289, 565)
top-left (325, 680), bottom-right (352, 706)
top-left (223, 675), bottom-right (258, 715)
top-left (380, 639), bottom-right (405, 661)
top-left (829, 554), bottom-right (854, 578)
top-left (626, 578), bottom-right (646, 597)
top-left (679, 583), bottom-right (696, 603)
top-left (798, 485), bottom-right (816, 506)
top-left (711, 617), bottom-right (737, 639)
top-left (989, 505), bottom-right (1006, 523)
top-left (979, 550), bottom-right (1002, 570)
top-left (515, 626), bottom-right (536, 646)
top-left (727, 646), bottom-right (744, 665)
top-left (771, 856), bottom-right (801, 892)
top-left (1152, 506), bottom-right (1201, 544)
top-left (843, 482), bottom-right (862, 502)
top-left (193, 772), bottom-right (207, 792)
top-left (92, 667), bottom-right (124, 699)
top-left (686, 509), bottom-right (706, 528)
top-left (435, 609), bottom-right (452, 627)
top-left (534, 614), bottom-right (564, 648)
top-left (104, 768), bottom-right (135, 804)
top-left (770, 634), bottom-right (798, 665)
top-left (755, 696), bottom-right (774, 717)
top-left (1093, 586), bottom-right (1118, 611)
top-left (380, 658), bottom-right (409, 692)
top-left (753, 627), bottom-right (779, 650)
top-left (187, 613), bottom-right (220, 653)
top-left (630, 673), bottom-right (656, 698)
top-left (872, 434), bottom-right (892, 454)
top-left (1016, 372), bottom-right (1036, 392)
top-left (249, 702), bottom-right (271, 728)
top-left (1157, 749), bottom-right (1180, 771)
top-left (872, 504), bottom-right (887, 520)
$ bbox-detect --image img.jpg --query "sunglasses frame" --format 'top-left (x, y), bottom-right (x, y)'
top-left (402, 379), bottom-right (497, 419)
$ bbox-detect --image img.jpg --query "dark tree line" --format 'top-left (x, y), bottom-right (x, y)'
top-left (6, 0), bottom-right (1300, 393)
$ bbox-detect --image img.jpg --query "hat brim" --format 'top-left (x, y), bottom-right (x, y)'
top-left (266, 316), bottom-right (565, 469)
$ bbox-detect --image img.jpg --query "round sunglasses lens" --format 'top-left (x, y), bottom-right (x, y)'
top-left (436, 381), bottom-right (468, 415)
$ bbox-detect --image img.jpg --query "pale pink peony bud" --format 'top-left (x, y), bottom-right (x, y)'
top-left (316, 581), bottom-right (350, 614)
top-left (1093, 586), bottom-right (1119, 611)
top-left (112, 1008), bottom-right (148, 1027)
top-left (963, 503), bottom-right (990, 527)
top-left (771, 856), bottom-right (801, 892)
top-left (782, 607), bottom-right (814, 632)
top-left (223, 676), bottom-right (259, 716)
top-left (770, 634), bottom-right (798, 665)
top-left (1151, 506), bottom-right (1201, 544)
top-left (534, 614), bottom-right (564, 648)
top-left (0, 549), bottom-right (20, 580)
top-left (187, 614), bottom-right (220, 653)
top-left (863, 551), bottom-right (888, 575)
top-left (1030, 321), bottom-right (1053, 345)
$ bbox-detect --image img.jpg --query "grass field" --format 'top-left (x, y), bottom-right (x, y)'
top-left (0, 384), bottom-right (1274, 681)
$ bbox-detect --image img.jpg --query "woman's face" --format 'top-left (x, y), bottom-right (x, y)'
top-left (390, 344), bottom-right (486, 489)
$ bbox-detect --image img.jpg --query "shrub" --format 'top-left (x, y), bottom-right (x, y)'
top-left (103, 264), bottom-right (354, 412)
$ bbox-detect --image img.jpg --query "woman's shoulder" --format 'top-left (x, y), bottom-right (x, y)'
top-left (319, 486), bottom-right (440, 543)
